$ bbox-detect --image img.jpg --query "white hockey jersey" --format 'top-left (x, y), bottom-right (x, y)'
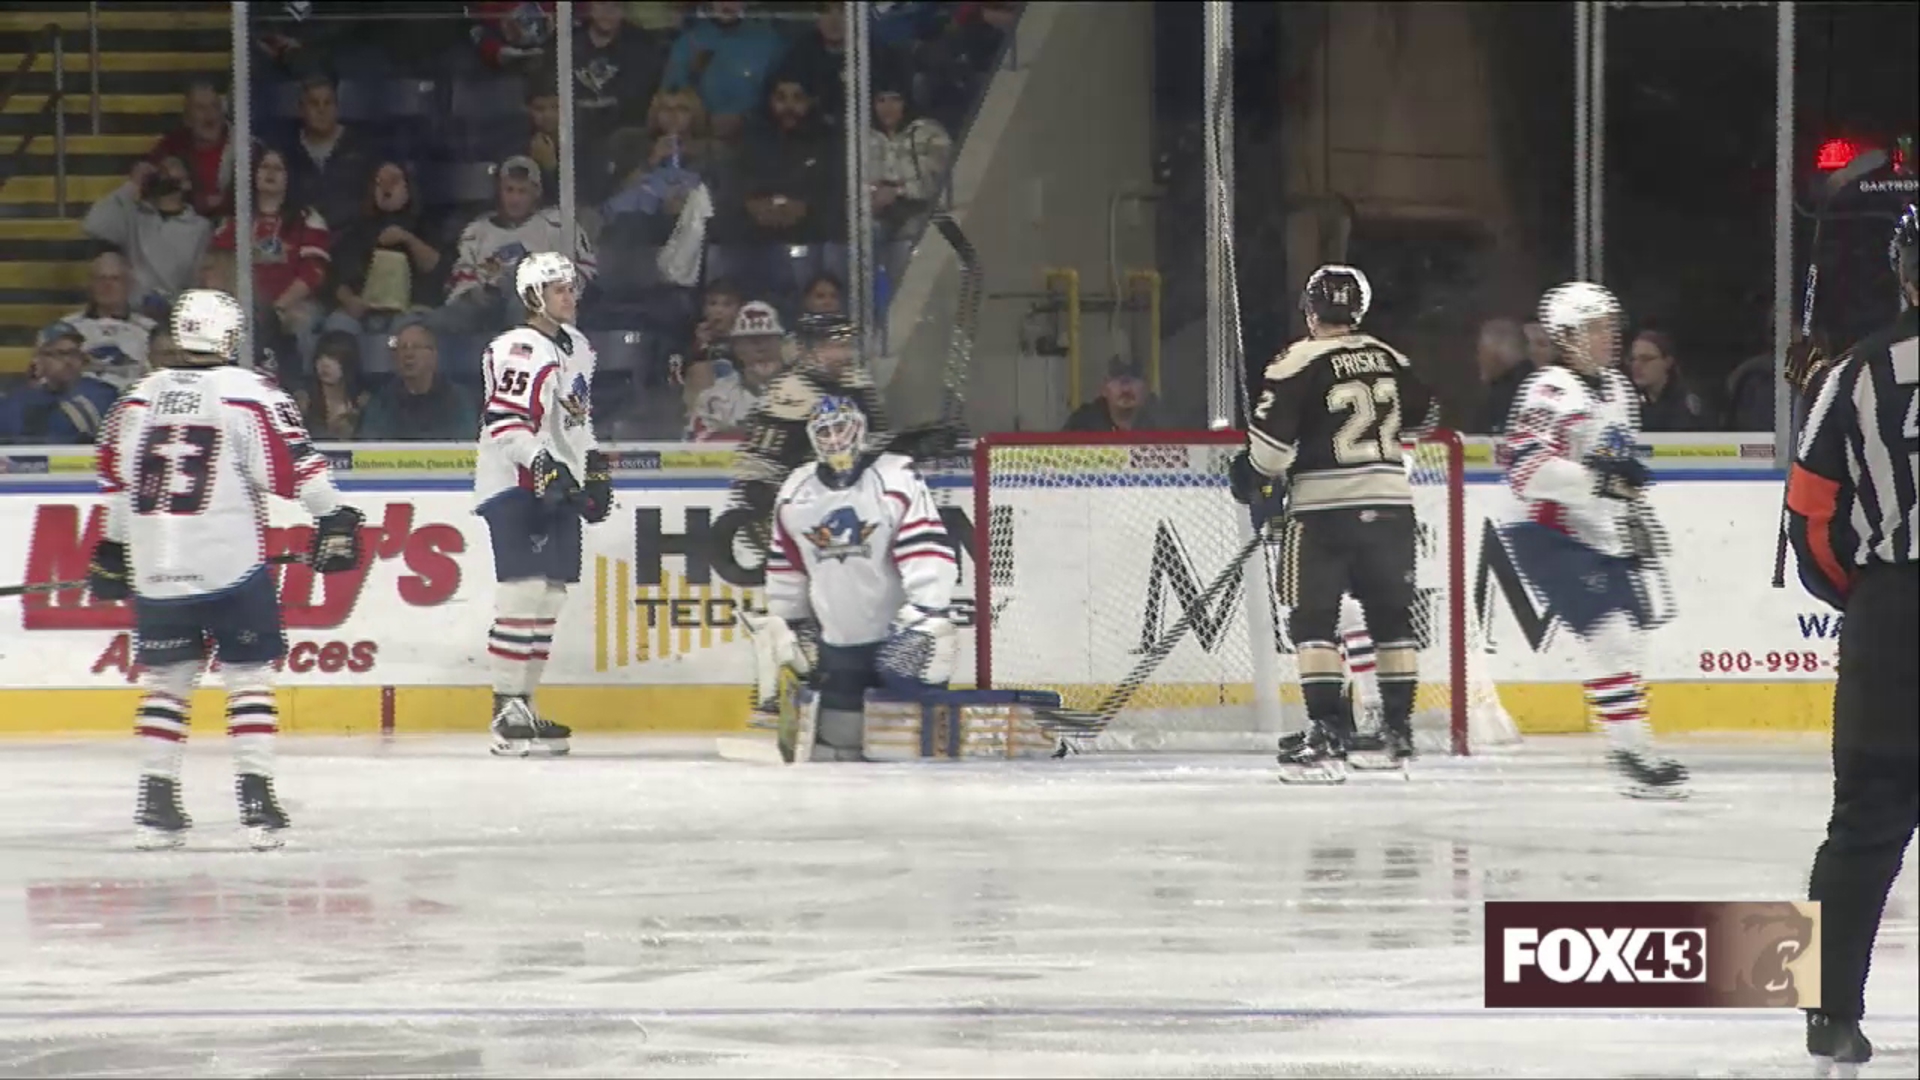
top-left (686, 370), bottom-right (761, 441)
top-left (474, 323), bottom-right (599, 510)
top-left (446, 209), bottom-right (598, 301)
top-left (62, 307), bottom-right (156, 391)
top-left (96, 364), bottom-right (342, 599)
top-left (1502, 364), bottom-right (1641, 557)
top-left (766, 452), bottom-right (955, 647)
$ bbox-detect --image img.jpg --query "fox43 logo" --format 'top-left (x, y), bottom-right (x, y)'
top-left (1484, 901), bottom-right (1823, 1009)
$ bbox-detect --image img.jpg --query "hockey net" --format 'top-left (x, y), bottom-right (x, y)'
top-left (970, 429), bottom-right (1518, 754)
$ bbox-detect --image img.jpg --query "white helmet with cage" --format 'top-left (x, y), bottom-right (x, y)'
top-left (1537, 281), bottom-right (1623, 375)
top-left (515, 251), bottom-right (577, 316)
top-left (169, 288), bottom-right (244, 363)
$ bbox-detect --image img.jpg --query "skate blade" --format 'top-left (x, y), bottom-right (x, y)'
top-left (134, 826), bottom-right (187, 851)
top-left (491, 737), bottom-right (532, 757)
top-left (530, 737), bottom-right (570, 757)
top-left (1277, 761), bottom-right (1348, 785)
top-left (1622, 781), bottom-right (1690, 801)
top-left (1347, 751), bottom-right (1409, 773)
top-left (246, 825), bottom-right (286, 851)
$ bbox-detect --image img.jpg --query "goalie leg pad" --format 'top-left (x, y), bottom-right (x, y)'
top-left (816, 643), bottom-right (883, 757)
top-left (742, 612), bottom-right (816, 711)
top-left (863, 689), bottom-right (1065, 760)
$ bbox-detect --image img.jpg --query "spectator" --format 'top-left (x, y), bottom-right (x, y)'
top-left (471, 0), bottom-right (556, 71)
top-left (671, 278), bottom-right (744, 411)
top-left (623, 3), bottom-right (686, 35)
top-left (601, 87), bottom-right (711, 243)
top-left (800, 271), bottom-right (844, 315)
top-left (148, 323), bottom-right (186, 370)
top-left (81, 153), bottom-right (210, 317)
top-left (722, 75), bottom-right (841, 245)
top-left (358, 322), bottom-right (480, 441)
top-left (325, 161), bottom-right (446, 338)
top-left (1471, 317), bottom-right (1531, 434)
top-left (1724, 350), bottom-right (1777, 432)
top-left (574, 0), bottom-right (669, 191)
top-left (662, 0), bottom-right (786, 143)
top-left (920, 0), bottom-right (1017, 126)
top-left (211, 147), bottom-right (331, 370)
top-left (689, 299), bottom-right (787, 439)
top-left (435, 156), bottom-right (596, 336)
top-left (293, 331), bottom-right (370, 439)
top-left (776, 3), bottom-right (849, 130)
top-left (283, 72), bottom-right (378, 235)
top-left (1628, 329), bottom-right (1709, 432)
top-left (0, 324), bottom-right (120, 444)
top-left (146, 78), bottom-right (236, 220)
top-left (868, 64), bottom-right (952, 272)
top-left (61, 253), bottom-right (157, 392)
top-left (525, 76), bottom-right (564, 202)
top-left (1064, 358), bottom-right (1161, 432)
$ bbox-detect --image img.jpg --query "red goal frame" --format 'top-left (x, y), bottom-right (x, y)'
top-left (970, 428), bottom-right (1473, 755)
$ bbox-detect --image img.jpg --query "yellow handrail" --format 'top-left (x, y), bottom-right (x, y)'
top-left (1042, 267), bottom-right (1082, 405)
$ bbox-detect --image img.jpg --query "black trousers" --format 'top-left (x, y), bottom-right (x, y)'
top-left (1808, 562), bottom-right (1919, 1019)
top-left (1277, 506), bottom-right (1417, 646)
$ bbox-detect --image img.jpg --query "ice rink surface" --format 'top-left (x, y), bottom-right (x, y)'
top-left (0, 734), bottom-right (1913, 1078)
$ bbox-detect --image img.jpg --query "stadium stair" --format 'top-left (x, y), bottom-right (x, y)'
top-left (0, 2), bottom-right (230, 377)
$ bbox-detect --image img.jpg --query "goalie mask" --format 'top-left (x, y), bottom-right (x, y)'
top-left (1538, 281), bottom-right (1623, 376)
top-left (1301, 264), bottom-right (1372, 332)
top-left (807, 395), bottom-right (867, 480)
top-left (169, 288), bottom-right (244, 364)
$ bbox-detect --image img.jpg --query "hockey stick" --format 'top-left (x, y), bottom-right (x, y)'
top-left (1036, 528), bottom-right (1267, 742)
top-left (928, 212), bottom-right (982, 431)
top-left (0, 551), bottom-right (309, 599)
top-left (1770, 147), bottom-right (1889, 587)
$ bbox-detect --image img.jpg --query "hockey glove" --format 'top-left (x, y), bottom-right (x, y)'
top-left (1587, 454), bottom-right (1652, 502)
top-left (87, 538), bottom-right (131, 602)
top-left (531, 449), bottom-right (580, 514)
top-left (309, 505), bottom-right (365, 574)
top-left (1228, 449), bottom-right (1288, 531)
top-left (580, 449), bottom-right (614, 524)
top-left (1784, 338), bottom-right (1835, 397)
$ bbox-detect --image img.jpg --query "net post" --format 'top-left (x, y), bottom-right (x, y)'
top-left (1445, 430), bottom-right (1469, 756)
top-left (972, 435), bottom-right (993, 690)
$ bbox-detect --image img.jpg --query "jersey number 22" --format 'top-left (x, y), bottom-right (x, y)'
top-left (1326, 380), bottom-right (1402, 464)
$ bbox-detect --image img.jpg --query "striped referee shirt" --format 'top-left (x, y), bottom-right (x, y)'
top-left (1786, 307), bottom-right (1919, 609)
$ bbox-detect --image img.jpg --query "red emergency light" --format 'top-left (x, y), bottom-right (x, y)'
top-left (1816, 138), bottom-right (1867, 171)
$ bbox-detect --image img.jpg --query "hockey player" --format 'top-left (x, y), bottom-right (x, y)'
top-left (730, 311), bottom-right (888, 554)
top-left (1500, 281), bottom-right (1687, 798)
top-left (1232, 264), bottom-right (1436, 782)
top-left (743, 396), bottom-right (956, 761)
top-left (473, 251), bottom-right (610, 757)
top-left (86, 288), bottom-right (364, 851)
top-left (688, 300), bottom-right (790, 441)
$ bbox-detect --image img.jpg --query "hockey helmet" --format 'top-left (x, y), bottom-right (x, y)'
top-left (795, 310), bottom-right (859, 379)
top-left (1537, 281), bottom-right (1623, 374)
top-left (1892, 202), bottom-right (1918, 294)
top-left (515, 251), bottom-right (577, 316)
top-left (1300, 264), bottom-right (1372, 329)
top-left (795, 310), bottom-right (857, 344)
top-left (169, 288), bottom-right (244, 362)
top-left (806, 395), bottom-right (868, 477)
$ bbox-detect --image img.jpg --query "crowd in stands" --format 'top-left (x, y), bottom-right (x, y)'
top-left (0, 1), bottom-right (1013, 446)
top-left (1471, 314), bottom-right (1718, 435)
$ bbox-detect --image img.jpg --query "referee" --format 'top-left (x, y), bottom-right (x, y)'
top-left (1786, 202), bottom-right (1919, 1075)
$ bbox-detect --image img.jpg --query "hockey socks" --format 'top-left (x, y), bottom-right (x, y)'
top-left (1341, 629), bottom-right (1381, 713)
top-left (1585, 671), bottom-right (1650, 750)
top-left (135, 689), bottom-right (190, 779)
top-left (487, 616), bottom-right (555, 696)
top-left (224, 665), bottom-right (279, 779)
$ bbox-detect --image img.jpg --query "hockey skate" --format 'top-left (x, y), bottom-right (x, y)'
top-left (490, 694), bottom-right (570, 757)
top-left (1609, 747), bottom-right (1689, 800)
top-left (236, 773), bottom-right (289, 851)
top-left (1277, 727), bottom-right (1347, 785)
top-left (134, 774), bottom-right (191, 850)
top-left (1808, 1011), bottom-right (1873, 1079)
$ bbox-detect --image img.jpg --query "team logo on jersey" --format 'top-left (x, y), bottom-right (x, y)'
top-left (803, 507), bottom-right (879, 563)
top-left (559, 373), bottom-right (590, 428)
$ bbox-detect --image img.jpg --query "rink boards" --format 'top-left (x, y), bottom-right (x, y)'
top-left (0, 470), bottom-right (1841, 737)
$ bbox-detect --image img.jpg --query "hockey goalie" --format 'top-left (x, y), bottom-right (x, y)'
top-left (741, 397), bottom-right (1055, 762)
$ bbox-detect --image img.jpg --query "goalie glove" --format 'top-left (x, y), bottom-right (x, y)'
top-left (741, 611), bottom-right (819, 711)
top-left (87, 538), bottom-right (131, 602)
top-left (309, 505), bottom-right (365, 574)
top-left (580, 449), bottom-right (614, 524)
top-left (876, 604), bottom-right (957, 695)
top-left (1587, 453), bottom-right (1652, 502)
top-left (531, 449), bottom-right (580, 514)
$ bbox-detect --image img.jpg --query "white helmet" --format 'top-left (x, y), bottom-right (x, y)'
top-left (730, 300), bottom-right (785, 339)
top-left (515, 251), bottom-right (576, 315)
top-left (170, 288), bottom-right (244, 362)
top-left (1537, 281), bottom-right (1623, 374)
